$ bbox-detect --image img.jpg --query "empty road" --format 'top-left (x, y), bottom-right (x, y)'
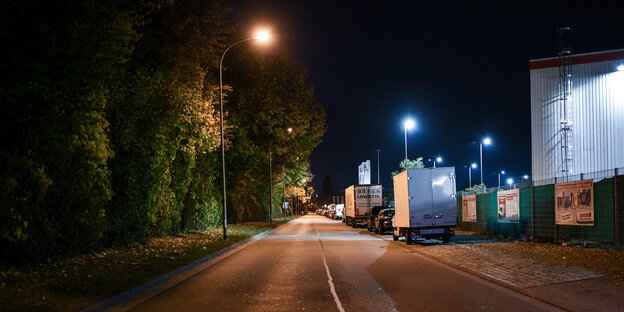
top-left (120, 214), bottom-right (560, 311)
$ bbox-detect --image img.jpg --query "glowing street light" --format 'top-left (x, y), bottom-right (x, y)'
top-left (219, 29), bottom-right (271, 239)
top-left (523, 174), bottom-right (529, 181)
top-left (468, 163), bottom-right (477, 187)
top-left (434, 156), bottom-right (442, 168)
top-left (403, 118), bottom-right (416, 162)
top-left (498, 170), bottom-right (505, 189)
top-left (480, 137), bottom-right (492, 185)
top-left (507, 178), bottom-right (514, 189)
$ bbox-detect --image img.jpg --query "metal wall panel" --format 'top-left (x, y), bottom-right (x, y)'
top-left (531, 54), bottom-right (624, 185)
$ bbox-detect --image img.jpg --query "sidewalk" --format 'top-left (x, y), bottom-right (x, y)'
top-left (407, 235), bottom-right (624, 311)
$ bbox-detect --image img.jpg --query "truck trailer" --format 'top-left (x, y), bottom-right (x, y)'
top-left (344, 184), bottom-right (383, 227)
top-left (392, 167), bottom-right (457, 244)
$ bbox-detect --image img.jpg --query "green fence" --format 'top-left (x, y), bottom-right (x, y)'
top-left (456, 176), bottom-right (622, 247)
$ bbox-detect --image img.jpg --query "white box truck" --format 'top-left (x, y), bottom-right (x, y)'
top-left (392, 167), bottom-right (457, 244)
top-left (344, 184), bottom-right (383, 227)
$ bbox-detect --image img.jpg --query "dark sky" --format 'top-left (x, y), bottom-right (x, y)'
top-left (233, 1), bottom-right (624, 193)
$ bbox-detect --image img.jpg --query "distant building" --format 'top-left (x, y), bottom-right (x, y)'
top-left (530, 49), bottom-right (624, 185)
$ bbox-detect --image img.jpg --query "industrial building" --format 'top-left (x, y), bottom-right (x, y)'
top-left (530, 48), bottom-right (624, 185)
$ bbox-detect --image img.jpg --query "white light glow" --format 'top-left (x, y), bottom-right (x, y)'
top-left (436, 156), bottom-right (442, 163)
top-left (404, 119), bottom-right (416, 130)
top-left (255, 30), bottom-right (270, 42)
top-left (618, 65), bottom-right (624, 72)
top-left (483, 137), bottom-right (492, 145)
top-left (523, 175), bottom-right (529, 180)
top-left (501, 170), bottom-right (505, 174)
top-left (507, 178), bottom-right (513, 185)
top-left (471, 163), bottom-right (477, 168)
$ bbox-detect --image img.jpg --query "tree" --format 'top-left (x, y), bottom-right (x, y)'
top-left (390, 157), bottom-right (424, 177)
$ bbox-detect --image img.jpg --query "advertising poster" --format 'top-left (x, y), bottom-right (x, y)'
top-left (462, 195), bottom-right (477, 222)
top-left (555, 179), bottom-right (594, 226)
top-left (497, 189), bottom-right (520, 223)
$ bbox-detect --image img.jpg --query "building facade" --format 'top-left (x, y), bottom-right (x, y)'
top-left (530, 49), bottom-right (624, 185)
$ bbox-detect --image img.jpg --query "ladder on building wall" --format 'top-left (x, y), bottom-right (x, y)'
top-left (558, 27), bottom-right (574, 182)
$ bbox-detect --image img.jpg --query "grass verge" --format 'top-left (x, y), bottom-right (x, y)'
top-left (0, 219), bottom-right (289, 311)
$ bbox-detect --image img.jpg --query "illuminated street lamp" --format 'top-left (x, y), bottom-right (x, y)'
top-left (480, 137), bottom-right (491, 185)
top-left (498, 170), bottom-right (505, 190)
top-left (523, 174), bottom-right (529, 181)
top-left (404, 119), bottom-right (416, 162)
top-left (219, 30), bottom-right (270, 239)
top-left (507, 178), bottom-right (514, 189)
top-left (468, 163), bottom-right (477, 188)
top-left (435, 156), bottom-right (442, 168)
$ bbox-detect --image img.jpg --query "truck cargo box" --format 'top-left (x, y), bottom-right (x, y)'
top-left (393, 167), bottom-right (457, 243)
top-left (344, 184), bottom-right (383, 226)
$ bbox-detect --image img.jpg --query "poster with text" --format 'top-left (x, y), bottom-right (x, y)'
top-left (462, 195), bottom-right (477, 222)
top-left (497, 189), bottom-right (520, 223)
top-left (555, 179), bottom-right (594, 226)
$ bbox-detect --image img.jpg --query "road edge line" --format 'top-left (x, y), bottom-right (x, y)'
top-left (82, 218), bottom-right (295, 312)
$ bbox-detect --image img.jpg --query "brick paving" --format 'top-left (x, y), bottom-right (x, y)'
top-left (412, 243), bottom-right (603, 288)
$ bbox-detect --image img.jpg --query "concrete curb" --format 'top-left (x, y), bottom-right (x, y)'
top-left (82, 218), bottom-right (295, 312)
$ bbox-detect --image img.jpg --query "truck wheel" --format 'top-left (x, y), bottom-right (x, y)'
top-left (405, 231), bottom-right (413, 245)
top-left (443, 235), bottom-right (451, 243)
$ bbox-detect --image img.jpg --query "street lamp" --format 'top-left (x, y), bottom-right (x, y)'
top-left (219, 30), bottom-right (270, 239)
top-left (507, 178), bottom-right (513, 189)
top-left (468, 163), bottom-right (477, 188)
top-left (523, 174), bottom-right (529, 181)
top-left (480, 137), bottom-right (491, 185)
top-left (404, 119), bottom-right (415, 162)
top-left (498, 170), bottom-right (505, 189)
top-left (435, 156), bottom-right (442, 168)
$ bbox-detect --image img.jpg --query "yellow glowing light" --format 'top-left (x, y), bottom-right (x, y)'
top-left (256, 30), bottom-right (270, 42)
top-left (287, 127), bottom-right (293, 133)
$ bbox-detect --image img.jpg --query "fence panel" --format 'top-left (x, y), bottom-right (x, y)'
top-left (616, 175), bottom-right (624, 249)
top-left (533, 184), bottom-right (555, 241)
top-left (584, 178), bottom-right (614, 243)
top-left (519, 186), bottom-right (533, 239)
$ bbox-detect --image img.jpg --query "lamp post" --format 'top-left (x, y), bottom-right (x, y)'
top-left (219, 30), bottom-right (269, 239)
top-left (498, 170), bottom-right (505, 190)
top-left (507, 178), bottom-right (514, 189)
top-left (377, 149), bottom-right (381, 184)
top-left (434, 156), bottom-right (442, 168)
top-left (404, 119), bottom-right (415, 162)
top-left (480, 137), bottom-right (491, 185)
top-left (468, 163), bottom-right (477, 188)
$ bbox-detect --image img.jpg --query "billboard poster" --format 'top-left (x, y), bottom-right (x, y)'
top-left (358, 160), bottom-right (371, 184)
top-left (497, 189), bottom-right (520, 223)
top-left (555, 179), bottom-right (594, 226)
top-left (462, 194), bottom-right (477, 222)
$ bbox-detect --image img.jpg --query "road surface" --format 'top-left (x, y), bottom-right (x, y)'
top-left (122, 214), bottom-right (561, 311)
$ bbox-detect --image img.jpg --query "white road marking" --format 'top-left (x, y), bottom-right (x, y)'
top-left (314, 221), bottom-right (346, 312)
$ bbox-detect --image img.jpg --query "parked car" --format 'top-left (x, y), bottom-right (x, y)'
top-left (374, 208), bottom-right (395, 234)
top-left (334, 204), bottom-right (344, 220)
top-left (328, 204), bottom-right (336, 218)
top-left (367, 205), bottom-right (391, 232)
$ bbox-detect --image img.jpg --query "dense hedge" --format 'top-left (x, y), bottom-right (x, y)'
top-left (0, 0), bottom-right (325, 262)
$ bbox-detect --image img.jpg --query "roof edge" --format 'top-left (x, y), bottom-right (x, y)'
top-left (530, 48), bottom-right (624, 70)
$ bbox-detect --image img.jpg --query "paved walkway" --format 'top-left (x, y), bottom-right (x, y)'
top-left (412, 243), bottom-right (602, 288)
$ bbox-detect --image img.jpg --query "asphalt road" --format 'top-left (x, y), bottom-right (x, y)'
top-left (125, 214), bottom-right (561, 312)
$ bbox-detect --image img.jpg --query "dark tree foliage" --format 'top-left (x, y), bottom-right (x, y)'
top-left (0, 0), bottom-right (138, 261)
top-left (0, 0), bottom-right (325, 262)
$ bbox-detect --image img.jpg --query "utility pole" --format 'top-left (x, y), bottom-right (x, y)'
top-left (377, 149), bottom-right (381, 184)
top-left (269, 146), bottom-right (273, 224)
top-left (282, 165), bottom-right (286, 221)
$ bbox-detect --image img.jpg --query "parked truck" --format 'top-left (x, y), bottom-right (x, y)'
top-left (344, 184), bottom-right (383, 227)
top-left (392, 167), bottom-right (457, 244)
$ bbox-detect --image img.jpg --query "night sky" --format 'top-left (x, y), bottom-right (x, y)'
top-left (233, 1), bottom-right (624, 193)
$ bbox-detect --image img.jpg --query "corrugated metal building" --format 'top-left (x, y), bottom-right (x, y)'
top-left (530, 49), bottom-right (624, 185)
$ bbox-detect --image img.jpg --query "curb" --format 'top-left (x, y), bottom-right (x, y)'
top-left (82, 218), bottom-right (295, 312)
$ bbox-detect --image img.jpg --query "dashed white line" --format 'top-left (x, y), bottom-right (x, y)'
top-left (314, 221), bottom-right (345, 312)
